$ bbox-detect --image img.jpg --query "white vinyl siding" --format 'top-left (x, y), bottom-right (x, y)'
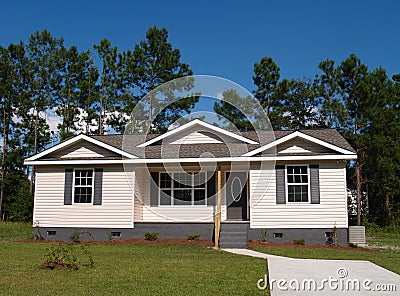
top-left (277, 138), bottom-right (334, 155)
top-left (250, 161), bottom-right (348, 228)
top-left (164, 126), bottom-right (243, 145)
top-left (48, 140), bottom-right (119, 159)
top-left (168, 131), bottom-right (223, 144)
top-left (33, 165), bottom-right (134, 228)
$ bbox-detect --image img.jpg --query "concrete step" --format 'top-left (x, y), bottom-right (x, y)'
top-left (220, 242), bottom-right (247, 248)
top-left (219, 222), bottom-right (249, 248)
top-left (220, 232), bottom-right (248, 240)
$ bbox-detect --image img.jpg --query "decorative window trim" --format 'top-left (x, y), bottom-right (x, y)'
top-left (285, 164), bottom-right (311, 204)
top-left (72, 168), bottom-right (95, 204)
top-left (158, 172), bottom-right (208, 207)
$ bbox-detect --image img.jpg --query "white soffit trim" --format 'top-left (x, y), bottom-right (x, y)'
top-left (25, 134), bottom-right (137, 161)
top-left (136, 119), bottom-right (258, 147)
top-left (24, 154), bottom-right (357, 165)
top-left (242, 131), bottom-right (356, 156)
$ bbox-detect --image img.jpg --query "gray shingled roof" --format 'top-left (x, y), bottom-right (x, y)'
top-left (84, 128), bottom-right (355, 159)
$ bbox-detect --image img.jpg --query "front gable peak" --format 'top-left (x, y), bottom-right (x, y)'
top-left (136, 119), bottom-right (259, 147)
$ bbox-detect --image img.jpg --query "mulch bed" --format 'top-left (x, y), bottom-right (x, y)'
top-left (41, 262), bottom-right (78, 270)
top-left (17, 239), bottom-right (372, 251)
top-left (17, 238), bottom-right (215, 247)
top-left (247, 240), bottom-right (373, 252)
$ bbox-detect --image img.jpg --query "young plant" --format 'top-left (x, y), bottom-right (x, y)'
top-left (293, 239), bottom-right (305, 245)
top-left (261, 229), bottom-right (269, 242)
top-left (187, 234), bottom-right (201, 240)
top-left (44, 244), bottom-right (78, 270)
top-left (43, 243), bottom-right (95, 270)
top-left (332, 223), bottom-right (338, 246)
top-left (144, 232), bottom-right (158, 241)
top-left (70, 230), bottom-right (94, 243)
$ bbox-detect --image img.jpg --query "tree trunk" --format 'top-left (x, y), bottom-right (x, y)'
top-left (356, 159), bottom-right (362, 226)
top-left (0, 102), bottom-right (7, 221)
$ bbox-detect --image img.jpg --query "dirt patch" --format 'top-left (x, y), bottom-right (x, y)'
top-left (247, 240), bottom-right (373, 252)
top-left (17, 238), bottom-right (215, 247)
top-left (41, 262), bottom-right (78, 270)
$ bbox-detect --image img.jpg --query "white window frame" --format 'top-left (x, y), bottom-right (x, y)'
top-left (285, 164), bottom-right (310, 204)
top-left (72, 168), bottom-right (94, 204)
top-left (158, 172), bottom-right (208, 207)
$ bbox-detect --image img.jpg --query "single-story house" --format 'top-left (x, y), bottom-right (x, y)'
top-left (24, 119), bottom-right (357, 247)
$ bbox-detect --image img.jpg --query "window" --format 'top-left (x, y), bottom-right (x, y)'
top-left (273, 233), bottom-right (283, 238)
top-left (159, 172), bottom-right (207, 206)
top-left (286, 165), bottom-right (309, 203)
top-left (74, 169), bottom-right (93, 203)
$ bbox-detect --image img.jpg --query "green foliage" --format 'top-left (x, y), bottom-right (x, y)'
top-left (144, 232), bottom-right (158, 241)
top-left (293, 239), bottom-right (305, 245)
top-left (44, 243), bottom-right (94, 270)
top-left (348, 243), bottom-right (358, 248)
top-left (70, 230), bottom-right (94, 243)
top-left (253, 57), bottom-right (281, 115)
top-left (261, 229), bottom-right (269, 242)
top-left (1, 172), bottom-right (32, 222)
top-left (365, 222), bottom-right (400, 238)
top-left (187, 233), bottom-right (201, 240)
top-left (213, 89), bottom-right (258, 131)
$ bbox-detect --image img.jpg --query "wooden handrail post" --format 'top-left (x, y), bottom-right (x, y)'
top-left (214, 167), bottom-right (222, 248)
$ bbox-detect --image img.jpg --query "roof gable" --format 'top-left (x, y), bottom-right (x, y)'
top-left (25, 134), bottom-right (138, 161)
top-left (242, 131), bottom-right (356, 157)
top-left (136, 119), bottom-right (258, 147)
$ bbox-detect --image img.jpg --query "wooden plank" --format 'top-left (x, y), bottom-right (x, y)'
top-left (214, 168), bottom-right (222, 248)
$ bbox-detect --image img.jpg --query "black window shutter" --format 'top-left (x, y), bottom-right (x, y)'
top-left (309, 165), bottom-right (320, 204)
top-left (64, 169), bottom-right (73, 205)
top-left (150, 172), bottom-right (159, 207)
top-left (275, 165), bottom-right (286, 204)
top-left (207, 172), bottom-right (216, 206)
top-left (93, 168), bottom-right (103, 205)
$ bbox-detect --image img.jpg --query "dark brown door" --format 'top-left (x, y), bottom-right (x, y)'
top-left (226, 172), bottom-right (248, 220)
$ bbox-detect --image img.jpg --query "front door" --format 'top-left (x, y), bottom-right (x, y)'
top-left (226, 172), bottom-right (248, 220)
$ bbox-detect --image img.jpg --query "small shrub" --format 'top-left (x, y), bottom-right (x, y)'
top-left (44, 244), bottom-right (78, 270)
top-left (293, 239), bottom-right (305, 245)
top-left (43, 243), bottom-right (95, 270)
top-left (187, 234), bottom-right (201, 240)
top-left (70, 230), bottom-right (94, 243)
top-left (332, 223), bottom-right (338, 246)
top-left (261, 230), bottom-right (269, 242)
top-left (349, 243), bottom-right (358, 248)
top-left (144, 232), bottom-right (158, 241)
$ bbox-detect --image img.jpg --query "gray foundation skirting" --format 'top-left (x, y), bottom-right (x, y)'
top-left (35, 223), bottom-right (348, 246)
top-left (247, 227), bottom-right (348, 246)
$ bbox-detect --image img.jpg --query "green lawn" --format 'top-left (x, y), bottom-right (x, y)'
top-left (1, 222), bottom-right (399, 295)
top-left (0, 222), bottom-right (268, 295)
top-left (252, 237), bottom-right (400, 275)
top-left (0, 222), bottom-right (33, 242)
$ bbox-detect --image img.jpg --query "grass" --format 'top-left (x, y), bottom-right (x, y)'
top-left (0, 223), bottom-right (268, 295)
top-left (0, 243), bottom-right (268, 296)
top-left (1, 222), bottom-right (399, 295)
top-left (0, 222), bottom-right (33, 242)
top-left (252, 235), bottom-right (400, 275)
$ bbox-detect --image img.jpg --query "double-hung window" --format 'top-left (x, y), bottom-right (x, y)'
top-left (286, 165), bottom-right (309, 203)
top-left (74, 169), bottom-right (94, 203)
top-left (159, 172), bottom-right (207, 206)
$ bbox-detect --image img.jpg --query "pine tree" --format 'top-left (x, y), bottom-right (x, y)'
top-left (126, 26), bottom-right (196, 133)
top-left (314, 59), bottom-right (346, 129)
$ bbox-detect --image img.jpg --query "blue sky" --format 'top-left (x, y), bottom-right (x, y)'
top-left (1, 0), bottom-right (398, 92)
